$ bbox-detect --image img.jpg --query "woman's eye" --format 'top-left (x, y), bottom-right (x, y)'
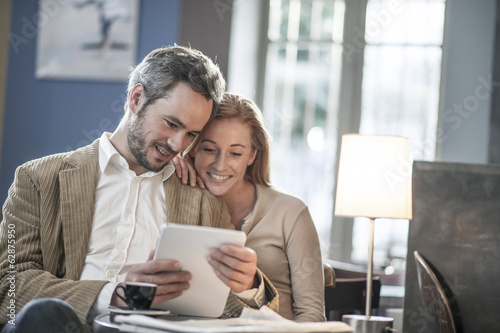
top-left (203, 148), bottom-right (215, 153)
top-left (231, 152), bottom-right (242, 157)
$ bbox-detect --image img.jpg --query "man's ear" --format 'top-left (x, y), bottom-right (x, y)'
top-left (128, 84), bottom-right (145, 115)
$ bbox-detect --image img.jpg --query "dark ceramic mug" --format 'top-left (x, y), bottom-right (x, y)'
top-left (114, 282), bottom-right (157, 310)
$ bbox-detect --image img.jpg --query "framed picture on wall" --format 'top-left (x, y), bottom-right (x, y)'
top-left (35, 0), bottom-right (140, 81)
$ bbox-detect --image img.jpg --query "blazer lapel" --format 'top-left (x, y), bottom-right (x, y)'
top-left (59, 141), bottom-right (99, 280)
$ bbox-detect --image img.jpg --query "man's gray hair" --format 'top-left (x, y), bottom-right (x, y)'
top-left (126, 45), bottom-right (226, 116)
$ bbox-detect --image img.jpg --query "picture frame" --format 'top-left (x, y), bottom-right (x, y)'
top-left (36, 0), bottom-right (141, 81)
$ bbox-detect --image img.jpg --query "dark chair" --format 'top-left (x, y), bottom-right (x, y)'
top-left (324, 263), bottom-right (381, 321)
top-left (414, 251), bottom-right (457, 333)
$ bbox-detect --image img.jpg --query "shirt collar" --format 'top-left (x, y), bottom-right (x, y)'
top-left (98, 132), bottom-right (175, 181)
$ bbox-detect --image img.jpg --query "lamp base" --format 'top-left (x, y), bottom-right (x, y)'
top-left (342, 314), bottom-right (394, 333)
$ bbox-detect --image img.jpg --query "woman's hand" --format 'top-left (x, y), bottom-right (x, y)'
top-left (208, 245), bottom-right (259, 293)
top-left (171, 155), bottom-right (206, 189)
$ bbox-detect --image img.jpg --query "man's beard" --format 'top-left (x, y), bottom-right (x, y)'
top-left (127, 107), bottom-right (178, 172)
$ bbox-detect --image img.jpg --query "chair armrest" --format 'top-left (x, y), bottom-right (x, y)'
top-left (323, 262), bottom-right (336, 287)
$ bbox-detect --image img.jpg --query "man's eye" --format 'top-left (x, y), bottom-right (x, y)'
top-left (187, 132), bottom-right (197, 139)
top-left (167, 121), bottom-right (177, 128)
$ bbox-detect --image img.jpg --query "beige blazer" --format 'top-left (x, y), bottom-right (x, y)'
top-left (0, 140), bottom-right (277, 330)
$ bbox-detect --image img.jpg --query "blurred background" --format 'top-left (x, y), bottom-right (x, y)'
top-left (0, 0), bottom-right (498, 287)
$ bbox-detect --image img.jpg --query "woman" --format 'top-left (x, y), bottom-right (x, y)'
top-left (173, 93), bottom-right (325, 322)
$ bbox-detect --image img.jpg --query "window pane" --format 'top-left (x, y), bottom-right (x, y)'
top-left (269, 0), bottom-right (344, 42)
top-left (320, 0), bottom-right (336, 40)
top-left (360, 45), bottom-right (442, 160)
top-left (365, 0), bottom-right (445, 45)
top-left (298, 1), bottom-right (312, 39)
top-left (268, 0), bottom-right (290, 41)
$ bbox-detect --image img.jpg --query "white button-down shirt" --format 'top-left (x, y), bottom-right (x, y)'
top-left (80, 132), bottom-right (175, 282)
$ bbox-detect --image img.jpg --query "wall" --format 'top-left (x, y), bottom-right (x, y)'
top-left (0, 0), bottom-right (181, 204)
top-left (227, 0), bottom-right (268, 104)
top-left (0, 0), bottom-right (12, 168)
top-left (436, 0), bottom-right (497, 164)
top-left (178, 0), bottom-right (233, 80)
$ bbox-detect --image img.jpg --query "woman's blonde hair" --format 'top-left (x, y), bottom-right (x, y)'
top-left (206, 93), bottom-right (271, 186)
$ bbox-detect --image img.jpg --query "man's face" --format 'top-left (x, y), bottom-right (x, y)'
top-left (127, 82), bottom-right (213, 174)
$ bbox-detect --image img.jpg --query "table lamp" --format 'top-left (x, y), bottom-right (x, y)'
top-left (334, 134), bottom-right (412, 333)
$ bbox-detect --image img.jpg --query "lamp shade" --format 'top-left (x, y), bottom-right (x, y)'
top-left (334, 134), bottom-right (412, 220)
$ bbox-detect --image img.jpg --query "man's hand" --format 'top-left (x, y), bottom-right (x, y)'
top-left (208, 245), bottom-right (258, 293)
top-left (118, 251), bottom-right (192, 306)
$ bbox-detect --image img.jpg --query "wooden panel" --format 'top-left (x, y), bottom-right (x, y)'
top-left (403, 161), bottom-right (500, 332)
top-left (489, 0), bottom-right (500, 163)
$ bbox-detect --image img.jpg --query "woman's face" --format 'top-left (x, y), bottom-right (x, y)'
top-left (194, 117), bottom-right (257, 197)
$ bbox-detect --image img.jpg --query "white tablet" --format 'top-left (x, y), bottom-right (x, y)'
top-left (153, 223), bottom-right (247, 317)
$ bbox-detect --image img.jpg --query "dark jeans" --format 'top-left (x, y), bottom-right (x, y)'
top-left (1, 298), bottom-right (85, 333)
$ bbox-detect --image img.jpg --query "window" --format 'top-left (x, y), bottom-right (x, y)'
top-left (231, 0), bottom-right (446, 278)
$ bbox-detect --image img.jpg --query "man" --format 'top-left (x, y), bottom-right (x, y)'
top-left (0, 46), bottom-right (278, 332)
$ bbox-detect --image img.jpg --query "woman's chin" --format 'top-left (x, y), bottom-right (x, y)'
top-left (205, 182), bottom-right (231, 197)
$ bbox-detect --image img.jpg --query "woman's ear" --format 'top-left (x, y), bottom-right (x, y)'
top-left (248, 149), bottom-right (257, 166)
top-left (128, 84), bottom-right (145, 115)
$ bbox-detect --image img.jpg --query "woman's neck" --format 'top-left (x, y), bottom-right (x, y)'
top-left (222, 181), bottom-right (256, 230)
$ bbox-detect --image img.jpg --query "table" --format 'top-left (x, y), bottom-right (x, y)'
top-left (93, 314), bottom-right (120, 333)
top-left (95, 314), bottom-right (354, 333)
